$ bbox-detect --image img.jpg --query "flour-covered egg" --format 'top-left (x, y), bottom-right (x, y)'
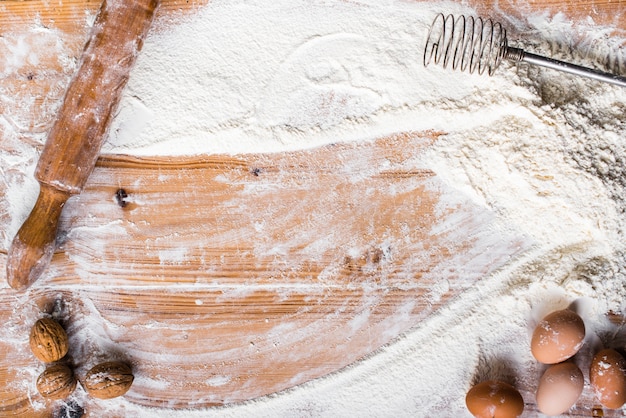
top-left (590, 348), bottom-right (626, 409)
top-left (465, 380), bottom-right (524, 418)
top-left (531, 309), bottom-right (585, 364)
top-left (535, 362), bottom-right (584, 416)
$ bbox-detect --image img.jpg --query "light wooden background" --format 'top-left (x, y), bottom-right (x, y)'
top-left (0, 1), bottom-right (624, 417)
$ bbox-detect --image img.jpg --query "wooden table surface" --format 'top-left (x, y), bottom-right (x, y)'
top-left (1, 1), bottom-right (624, 417)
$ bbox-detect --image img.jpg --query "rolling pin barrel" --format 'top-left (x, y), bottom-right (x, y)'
top-left (7, 0), bottom-right (160, 290)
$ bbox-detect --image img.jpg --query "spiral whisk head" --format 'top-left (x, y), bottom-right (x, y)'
top-left (424, 13), bottom-right (508, 76)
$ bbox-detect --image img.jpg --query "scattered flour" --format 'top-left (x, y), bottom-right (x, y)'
top-left (1, 0), bottom-right (626, 416)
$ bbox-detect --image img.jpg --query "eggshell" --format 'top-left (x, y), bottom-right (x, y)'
top-left (535, 362), bottom-right (584, 416)
top-left (465, 380), bottom-right (524, 418)
top-left (590, 348), bottom-right (626, 409)
top-left (531, 309), bottom-right (585, 364)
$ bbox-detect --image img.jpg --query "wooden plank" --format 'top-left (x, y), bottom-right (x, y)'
top-left (0, 0), bottom-right (209, 33)
top-left (0, 133), bottom-right (530, 412)
top-left (481, 0), bottom-right (626, 32)
top-left (1, 0), bottom-right (624, 416)
top-left (0, 0), bottom-right (623, 30)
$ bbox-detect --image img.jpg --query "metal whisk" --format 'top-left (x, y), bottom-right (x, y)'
top-left (423, 13), bottom-right (626, 88)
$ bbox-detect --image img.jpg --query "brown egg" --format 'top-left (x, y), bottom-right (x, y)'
top-left (531, 309), bottom-right (585, 364)
top-left (466, 380), bottom-right (524, 418)
top-left (536, 362), bottom-right (584, 416)
top-left (590, 349), bottom-right (626, 409)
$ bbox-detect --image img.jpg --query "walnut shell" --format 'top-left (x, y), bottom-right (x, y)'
top-left (84, 361), bottom-right (134, 399)
top-left (29, 318), bottom-right (69, 363)
top-left (36, 364), bottom-right (77, 400)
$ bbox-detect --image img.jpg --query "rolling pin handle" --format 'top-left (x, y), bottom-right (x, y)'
top-left (6, 184), bottom-right (72, 290)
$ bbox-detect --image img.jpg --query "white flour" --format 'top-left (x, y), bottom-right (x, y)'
top-left (104, 1), bottom-right (498, 155)
top-left (1, 0), bottom-right (626, 416)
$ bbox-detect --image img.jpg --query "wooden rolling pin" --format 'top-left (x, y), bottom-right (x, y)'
top-left (6, 0), bottom-right (160, 290)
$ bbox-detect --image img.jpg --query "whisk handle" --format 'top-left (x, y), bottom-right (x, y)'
top-left (506, 47), bottom-right (626, 88)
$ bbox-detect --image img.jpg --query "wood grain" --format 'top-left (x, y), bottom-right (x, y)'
top-left (6, 0), bottom-right (160, 290)
top-left (0, 0), bottom-right (625, 416)
top-left (0, 0), bottom-right (624, 29)
top-left (0, 133), bottom-right (531, 414)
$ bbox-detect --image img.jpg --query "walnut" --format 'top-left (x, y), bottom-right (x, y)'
top-left (84, 361), bottom-right (134, 399)
top-left (36, 364), bottom-right (77, 400)
top-left (29, 318), bottom-right (69, 363)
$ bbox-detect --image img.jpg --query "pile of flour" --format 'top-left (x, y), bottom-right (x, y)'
top-left (1, 0), bottom-right (626, 416)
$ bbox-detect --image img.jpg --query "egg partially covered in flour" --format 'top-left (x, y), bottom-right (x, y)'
top-left (465, 380), bottom-right (524, 418)
top-left (531, 309), bottom-right (585, 364)
top-left (590, 348), bottom-right (626, 409)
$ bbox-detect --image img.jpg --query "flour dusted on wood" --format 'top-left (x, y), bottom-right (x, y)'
top-left (103, 1), bottom-right (626, 415)
top-left (101, 0), bottom-right (625, 416)
top-left (1, 0), bottom-right (626, 416)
